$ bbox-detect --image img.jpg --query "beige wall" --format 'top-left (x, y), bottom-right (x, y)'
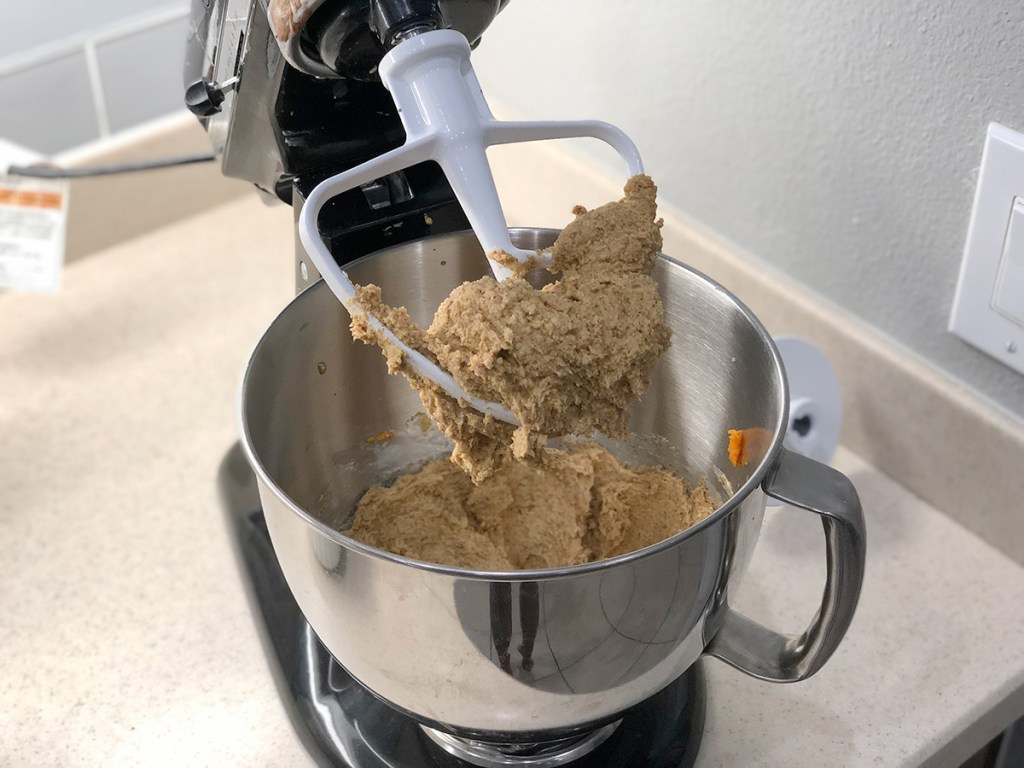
top-left (473, 0), bottom-right (1024, 420)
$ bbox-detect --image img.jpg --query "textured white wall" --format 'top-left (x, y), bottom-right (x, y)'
top-left (473, 0), bottom-right (1024, 419)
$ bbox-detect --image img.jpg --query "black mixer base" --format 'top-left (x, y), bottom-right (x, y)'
top-left (218, 443), bottom-right (705, 768)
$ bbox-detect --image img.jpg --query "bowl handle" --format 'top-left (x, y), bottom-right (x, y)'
top-left (706, 447), bottom-right (866, 682)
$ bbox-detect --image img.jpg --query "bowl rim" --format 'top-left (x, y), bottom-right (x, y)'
top-left (238, 228), bottom-right (789, 582)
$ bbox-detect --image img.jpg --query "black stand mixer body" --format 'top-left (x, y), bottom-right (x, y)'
top-left (188, 3), bottom-right (708, 765)
top-left (188, 6), bottom-right (710, 766)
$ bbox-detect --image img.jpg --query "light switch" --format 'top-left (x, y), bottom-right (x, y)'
top-left (993, 198), bottom-right (1024, 326)
top-left (949, 123), bottom-right (1024, 374)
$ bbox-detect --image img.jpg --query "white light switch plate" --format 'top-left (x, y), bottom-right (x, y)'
top-left (950, 123), bottom-right (1024, 374)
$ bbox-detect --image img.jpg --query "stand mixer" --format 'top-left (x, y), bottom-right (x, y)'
top-left (188, 2), bottom-right (867, 766)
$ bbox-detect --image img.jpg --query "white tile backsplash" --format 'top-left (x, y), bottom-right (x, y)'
top-left (96, 15), bottom-right (190, 134)
top-left (0, 4), bottom-right (191, 156)
top-left (0, 1), bottom-right (187, 60)
top-left (0, 49), bottom-right (100, 153)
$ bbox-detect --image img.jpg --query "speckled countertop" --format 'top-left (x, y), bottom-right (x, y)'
top-left (2, 195), bottom-right (1023, 767)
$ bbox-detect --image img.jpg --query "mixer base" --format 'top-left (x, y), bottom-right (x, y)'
top-left (219, 443), bottom-right (706, 767)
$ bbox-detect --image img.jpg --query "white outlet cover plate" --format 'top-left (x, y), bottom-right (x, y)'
top-left (949, 122), bottom-right (1024, 374)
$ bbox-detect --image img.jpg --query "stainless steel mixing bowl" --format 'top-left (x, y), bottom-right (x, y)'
top-left (239, 228), bottom-right (865, 739)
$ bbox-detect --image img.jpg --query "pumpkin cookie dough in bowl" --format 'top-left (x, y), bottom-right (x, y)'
top-left (350, 175), bottom-right (673, 483)
top-left (340, 176), bottom-right (726, 569)
top-left (347, 439), bottom-right (718, 570)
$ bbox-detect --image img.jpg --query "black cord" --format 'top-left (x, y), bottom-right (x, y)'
top-left (6, 152), bottom-right (217, 179)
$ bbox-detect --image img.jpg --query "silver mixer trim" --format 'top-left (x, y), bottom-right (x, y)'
top-left (202, 0), bottom-right (254, 156)
top-left (419, 721), bottom-right (621, 768)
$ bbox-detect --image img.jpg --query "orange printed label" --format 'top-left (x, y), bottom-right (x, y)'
top-left (0, 187), bottom-right (63, 210)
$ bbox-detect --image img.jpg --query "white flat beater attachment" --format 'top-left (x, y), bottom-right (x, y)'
top-left (298, 29), bottom-right (643, 424)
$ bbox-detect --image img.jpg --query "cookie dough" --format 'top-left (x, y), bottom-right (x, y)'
top-left (347, 441), bottom-right (716, 570)
top-left (350, 175), bottom-right (670, 482)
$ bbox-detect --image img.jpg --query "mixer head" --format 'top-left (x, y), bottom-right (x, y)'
top-left (184, 0), bottom-right (507, 202)
top-left (184, 0), bottom-right (509, 282)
